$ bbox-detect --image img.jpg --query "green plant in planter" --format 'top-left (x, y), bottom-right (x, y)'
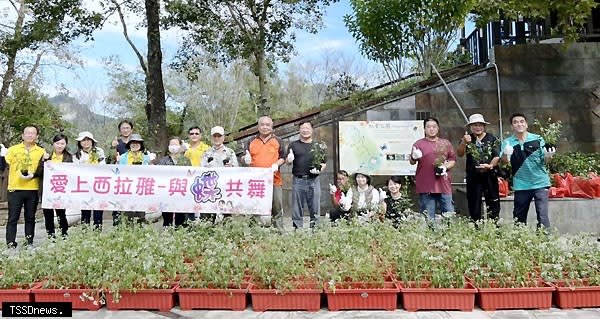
top-left (247, 230), bottom-right (322, 291)
top-left (0, 250), bottom-right (39, 289)
top-left (316, 221), bottom-right (389, 290)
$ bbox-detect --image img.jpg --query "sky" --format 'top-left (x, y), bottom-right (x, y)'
top-left (38, 1), bottom-right (379, 104)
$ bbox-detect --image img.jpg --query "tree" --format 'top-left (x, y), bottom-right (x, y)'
top-left (164, 0), bottom-right (338, 117)
top-left (0, 0), bottom-right (102, 109)
top-left (102, 0), bottom-right (168, 153)
top-left (324, 72), bottom-right (364, 101)
top-left (0, 82), bottom-right (73, 145)
top-left (345, 0), bottom-right (474, 79)
top-left (472, 0), bottom-right (598, 45)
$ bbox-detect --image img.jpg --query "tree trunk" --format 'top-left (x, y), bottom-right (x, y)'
top-left (255, 48), bottom-right (270, 116)
top-left (145, 0), bottom-right (168, 155)
top-left (0, 0), bottom-right (27, 109)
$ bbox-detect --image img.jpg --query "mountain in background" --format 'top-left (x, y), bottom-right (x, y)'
top-left (48, 94), bottom-right (119, 148)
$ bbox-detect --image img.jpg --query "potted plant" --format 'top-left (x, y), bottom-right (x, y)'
top-left (466, 139), bottom-right (500, 173)
top-left (176, 223), bottom-right (252, 311)
top-left (433, 140), bottom-right (449, 176)
top-left (28, 227), bottom-right (111, 310)
top-left (393, 218), bottom-right (477, 311)
top-left (320, 222), bottom-right (399, 311)
top-left (0, 251), bottom-right (40, 309)
top-left (18, 150), bottom-right (33, 176)
top-left (534, 117), bottom-right (562, 150)
top-left (539, 235), bottom-right (600, 309)
top-left (247, 230), bottom-right (322, 312)
top-left (466, 222), bottom-right (554, 311)
top-left (100, 224), bottom-right (181, 311)
top-left (309, 141), bottom-right (327, 172)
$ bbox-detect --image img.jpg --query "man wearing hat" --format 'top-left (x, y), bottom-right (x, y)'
top-left (2, 126), bottom-right (46, 248)
top-left (201, 126), bottom-right (239, 168)
top-left (457, 114), bottom-right (501, 222)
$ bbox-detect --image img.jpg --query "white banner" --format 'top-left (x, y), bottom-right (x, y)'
top-left (339, 121), bottom-right (424, 175)
top-left (41, 163), bottom-right (273, 215)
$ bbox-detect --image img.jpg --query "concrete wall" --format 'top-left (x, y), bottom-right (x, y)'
top-left (243, 43), bottom-right (600, 223)
top-left (455, 188), bottom-right (600, 234)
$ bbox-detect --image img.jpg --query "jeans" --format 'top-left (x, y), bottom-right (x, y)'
top-left (513, 188), bottom-right (550, 228)
top-left (81, 210), bottom-right (104, 229)
top-left (292, 176), bottom-right (321, 228)
top-left (418, 193), bottom-right (454, 220)
top-left (263, 185), bottom-right (284, 230)
top-left (466, 174), bottom-right (500, 222)
top-left (43, 208), bottom-right (68, 237)
top-left (6, 190), bottom-right (38, 247)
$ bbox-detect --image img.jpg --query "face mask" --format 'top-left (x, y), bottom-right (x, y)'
top-left (169, 145), bottom-right (181, 154)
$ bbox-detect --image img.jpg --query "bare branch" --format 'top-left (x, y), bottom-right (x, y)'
top-left (22, 51), bottom-right (43, 89)
top-left (111, 0), bottom-right (147, 75)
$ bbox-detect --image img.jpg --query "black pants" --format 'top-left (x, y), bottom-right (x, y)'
top-left (43, 208), bottom-right (68, 237)
top-left (329, 207), bottom-right (349, 223)
top-left (81, 210), bottom-right (103, 229)
top-left (466, 173), bottom-right (500, 222)
top-left (162, 212), bottom-right (188, 227)
top-left (6, 190), bottom-right (39, 247)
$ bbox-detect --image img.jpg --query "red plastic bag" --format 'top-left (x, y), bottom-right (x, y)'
top-left (552, 173), bottom-right (567, 189)
top-left (569, 176), bottom-right (595, 199)
top-left (588, 173), bottom-right (600, 198)
top-left (498, 177), bottom-right (509, 198)
top-left (564, 172), bottom-right (574, 197)
top-left (548, 187), bottom-right (565, 198)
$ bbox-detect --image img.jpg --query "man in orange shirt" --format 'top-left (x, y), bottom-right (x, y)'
top-left (244, 116), bottom-right (285, 230)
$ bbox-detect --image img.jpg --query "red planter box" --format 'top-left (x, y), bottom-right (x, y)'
top-left (249, 284), bottom-right (322, 312)
top-left (476, 282), bottom-right (554, 310)
top-left (324, 281), bottom-right (399, 311)
top-left (400, 282), bottom-right (476, 311)
top-left (0, 286), bottom-right (34, 309)
top-left (105, 285), bottom-right (176, 311)
top-left (552, 282), bottom-right (600, 309)
top-left (176, 284), bottom-right (248, 310)
top-left (32, 286), bottom-right (102, 310)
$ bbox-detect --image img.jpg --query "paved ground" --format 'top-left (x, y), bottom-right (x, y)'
top-left (1, 214), bottom-right (600, 318)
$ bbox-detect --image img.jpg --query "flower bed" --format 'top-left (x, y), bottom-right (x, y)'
top-left (0, 216), bottom-right (598, 313)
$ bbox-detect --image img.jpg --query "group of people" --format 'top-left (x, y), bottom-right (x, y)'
top-left (0, 120), bottom-right (239, 248)
top-left (407, 113), bottom-right (555, 228)
top-left (0, 112), bottom-right (556, 248)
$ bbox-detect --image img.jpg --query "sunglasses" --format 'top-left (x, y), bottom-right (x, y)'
top-left (189, 132), bottom-right (200, 135)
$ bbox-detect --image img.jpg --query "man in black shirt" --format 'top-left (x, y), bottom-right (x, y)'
top-left (286, 121), bottom-right (326, 228)
top-left (457, 114), bottom-right (501, 222)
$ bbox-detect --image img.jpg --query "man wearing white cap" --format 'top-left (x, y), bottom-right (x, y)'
top-left (201, 126), bottom-right (239, 168)
top-left (2, 126), bottom-right (46, 248)
top-left (457, 113), bottom-right (501, 222)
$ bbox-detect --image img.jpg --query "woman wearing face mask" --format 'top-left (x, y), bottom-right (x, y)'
top-left (73, 131), bottom-right (106, 230)
top-left (35, 134), bottom-right (72, 238)
top-left (156, 137), bottom-right (191, 227)
top-left (339, 172), bottom-right (385, 222)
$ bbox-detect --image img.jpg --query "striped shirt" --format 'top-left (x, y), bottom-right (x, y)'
top-left (500, 132), bottom-right (550, 191)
